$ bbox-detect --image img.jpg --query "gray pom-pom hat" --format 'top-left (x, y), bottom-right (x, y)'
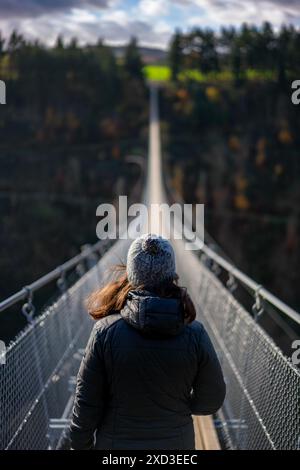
top-left (126, 233), bottom-right (176, 289)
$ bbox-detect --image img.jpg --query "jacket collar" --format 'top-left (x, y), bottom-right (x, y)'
top-left (120, 289), bottom-right (185, 337)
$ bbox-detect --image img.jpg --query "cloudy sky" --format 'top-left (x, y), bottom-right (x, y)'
top-left (0, 0), bottom-right (299, 49)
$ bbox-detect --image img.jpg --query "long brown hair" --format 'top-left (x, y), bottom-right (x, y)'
top-left (87, 264), bottom-right (196, 324)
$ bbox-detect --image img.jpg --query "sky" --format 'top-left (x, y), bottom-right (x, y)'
top-left (0, 0), bottom-right (299, 49)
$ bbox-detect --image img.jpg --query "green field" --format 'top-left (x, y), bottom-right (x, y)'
top-left (143, 65), bottom-right (171, 81)
top-left (143, 65), bottom-right (276, 82)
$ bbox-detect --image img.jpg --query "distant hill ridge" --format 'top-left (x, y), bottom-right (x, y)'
top-left (109, 45), bottom-right (167, 64)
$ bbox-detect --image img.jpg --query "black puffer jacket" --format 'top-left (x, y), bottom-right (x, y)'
top-left (70, 290), bottom-right (226, 450)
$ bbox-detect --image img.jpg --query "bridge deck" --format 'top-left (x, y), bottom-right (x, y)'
top-left (147, 85), bottom-right (221, 451)
top-left (193, 416), bottom-right (220, 450)
top-left (2, 85), bottom-right (299, 451)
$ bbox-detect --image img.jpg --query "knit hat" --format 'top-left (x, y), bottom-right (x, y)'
top-left (126, 233), bottom-right (176, 289)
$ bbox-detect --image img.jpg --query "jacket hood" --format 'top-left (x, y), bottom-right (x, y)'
top-left (120, 290), bottom-right (185, 337)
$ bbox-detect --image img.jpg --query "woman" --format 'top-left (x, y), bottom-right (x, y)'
top-left (70, 233), bottom-right (226, 450)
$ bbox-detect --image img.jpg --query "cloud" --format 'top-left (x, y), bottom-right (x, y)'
top-left (137, 0), bottom-right (169, 18)
top-left (186, 0), bottom-right (300, 17)
top-left (183, 0), bottom-right (300, 28)
top-left (0, 0), bottom-right (111, 19)
top-left (99, 8), bottom-right (130, 25)
top-left (183, 0), bottom-right (300, 8)
top-left (0, 0), bottom-right (299, 50)
top-left (0, 7), bottom-right (170, 48)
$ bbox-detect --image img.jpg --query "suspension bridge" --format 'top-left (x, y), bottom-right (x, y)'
top-left (0, 85), bottom-right (299, 450)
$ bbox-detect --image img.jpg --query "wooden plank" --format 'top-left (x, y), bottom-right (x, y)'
top-left (192, 415), bottom-right (204, 450)
top-left (193, 415), bottom-right (221, 450)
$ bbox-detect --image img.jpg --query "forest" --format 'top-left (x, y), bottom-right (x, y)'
top-left (163, 23), bottom-right (300, 311)
top-left (168, 22), bottom-right (300, 82)
top-left (0, 22), bottom-right (299, 340)
top-left (0, 35), bottom-right (148, 313)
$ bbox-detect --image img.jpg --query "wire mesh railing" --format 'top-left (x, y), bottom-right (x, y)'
top-left (0, 270), bottom-right (93, 449)
top-left (2, 84), bottom-right (299, 451)
top-left (0, 237), bottom-right (131, 450)
top-left (173, 237), bottom-right (300, 450)
top-left (1, 233), bottom-right (299, 449)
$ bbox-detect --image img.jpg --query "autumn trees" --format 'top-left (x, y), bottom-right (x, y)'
top-left (168, 23), bottom-right (300, 85)
top-left (0, 32), bottom-right (147, 146)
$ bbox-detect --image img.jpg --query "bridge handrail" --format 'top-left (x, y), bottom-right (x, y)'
top-left (182, 222), bottom-right (300, 326)
top-left (159, 177), bottom-right (300, 327)
top-left (0, 238), bottom-right (112, 313)
top-left (0, 215), bottom-right (144, 315)
top-left (161, 135), bottom-right (300, 327)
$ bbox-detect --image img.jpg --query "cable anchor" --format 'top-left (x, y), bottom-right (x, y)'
top-left (252, 285), bottom-right (264, 321)
top-left (21, 286), bottom-right (36, 323)
top-left (227, 273), bottom-right (238, 293)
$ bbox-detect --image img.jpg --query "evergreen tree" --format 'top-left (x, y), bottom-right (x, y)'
top-left (123, 37), bottom-right (144, 81)
top-left (276, 26), bottom-right (290, 86)
top-left (0, 31), bottom-right (5, 56)
top-left (200, 29), bottom-right (219, 74)
top-left (55, 35), bottom-right (64, 50)
top-left (7, 30), bottom-right (25, 52)
top-left (169, 29), bottom-right (183, 81)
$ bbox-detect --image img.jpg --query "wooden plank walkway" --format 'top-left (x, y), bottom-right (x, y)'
top-left (193, 415), bottom-right (221, 450)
